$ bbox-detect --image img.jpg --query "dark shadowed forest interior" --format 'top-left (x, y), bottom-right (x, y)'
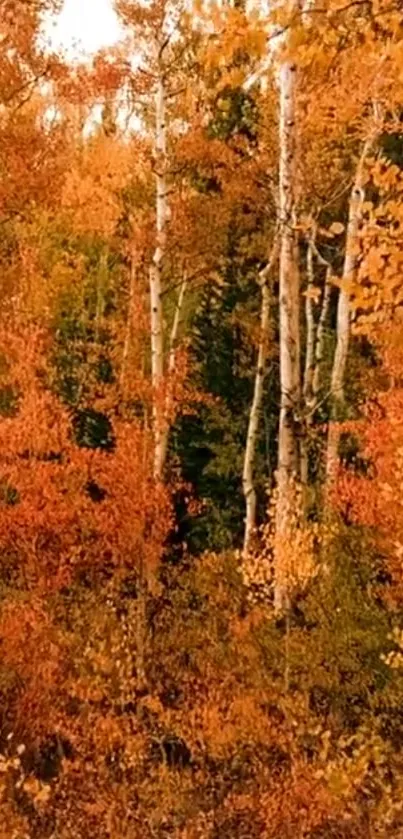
top-left (1, 0), bottom-right (403, 836)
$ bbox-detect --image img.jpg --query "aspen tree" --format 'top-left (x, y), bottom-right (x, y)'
top-left (150, 61), bottom-right (169, 480)
top-left (242, 1), bottom-right (303, 607)
top-left (274, 3), bottom-right (302, 612)
top-left (326, 136), bottom-right (376, 491)
top-left (243, 242), bottom-right (278, 557)
top-left (116, 0), bottom-right (192, 480)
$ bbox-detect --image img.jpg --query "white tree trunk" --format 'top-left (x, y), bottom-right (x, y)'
top-left (157, 275), bottom-right (188, 476)
top-left (326, 140), bottom-right (373, 487)
top-left (301, 238), bottom-right (332, 486)
top-left (312, 257), bottom-right (332, 401)
top-left (275, 53), bottom-right (301, 612)
top-left (168, 275), bottom-right (188, 377)
top-left (303, 239), bottom-right (315, 406)
top-left (150, 70), bottom-right (168, 481)
top-left (243, 244), bottom-right (278, 557)
top-left (300, 239), bottom-right (315, 490)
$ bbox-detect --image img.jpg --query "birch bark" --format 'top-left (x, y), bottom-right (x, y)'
top-left (300, 235), bottom-right (332, 485)
top-left (243, 243), bottom-right (278, 557)
top-left (300, 239), bottom-right (315, 490)
top-left (326, 140), bottom-right (373, 488)
top-left (150, 68), bottom-right (168, 481)
top-left (157, 274), bottom-right (188, 477)
top-left (303, 239), bottom-right (316, 400)
top-left (312, 252), bottom-right (332, 402)
top-left (275, 47), bottom-right (301, 612)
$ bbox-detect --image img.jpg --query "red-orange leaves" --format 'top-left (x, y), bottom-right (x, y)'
top-left (336, 321), bottom-right (403, 604)
top-left (0, 325), bottom-right (172, 737)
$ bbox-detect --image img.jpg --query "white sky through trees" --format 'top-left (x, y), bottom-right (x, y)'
top-left (47, 0), bottom-right (123, 58)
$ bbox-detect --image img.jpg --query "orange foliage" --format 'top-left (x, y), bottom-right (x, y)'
top-left (335, 320), bottom-right (403, 605)
top-left (1, 2), bottom-right (403, 837)
top-left (0, 325), bottom-right (171, 738)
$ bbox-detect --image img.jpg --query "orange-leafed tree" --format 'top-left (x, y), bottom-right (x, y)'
top-left (0, 324), bottom-right (171, 737)
top-left (329, 147), bottom-right (403, 602)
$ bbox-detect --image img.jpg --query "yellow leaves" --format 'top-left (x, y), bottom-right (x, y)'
top-left (288, 23), bottom-right (309, 53)
top-left (199, 4), bottom-right (267, 81)
top-left (0, 755), bottom-right (14, 773)
top-left (22, 777), bottom-right (52, 805)
top-left (216, 67), bottom-right (246, 91)
top-left (350, 166), bottom-right (403, 333)
top-left (245, 482), bottom-right (320, 601)
top-left (303, 285), bottom-right (322, 303)
top-left (61, 135), bottom-right (131, 237)
top-left (382, 627), bottom-right (403, 670)
top-left (371, 158), bottom-right (403, 191)
top-left (319, 221), bottom-right (344, 239)
top-left (328, 221), bottom-right (345, 236)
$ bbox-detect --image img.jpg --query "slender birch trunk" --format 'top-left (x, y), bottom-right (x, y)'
top-left (243, 243), bottom-right (278, 557)
top-left (275, 50), bottom-right (301, 613)
top-left (157, 274), bottom-right (188, 476)
top-left (168, 275), bottom-right (188, 377)
top-left (137, 63), bottom-right (169, 691)
top-left (326, 140), bottom-right (373, 489)
top-left (150, 67), bottom-right (168, 482)
top-left (303, 238), bottom-right (315, 406)
top-left (300, 238), bottom-right (315, 490)
top-left (312, 254), bottom-right (332, 401)
top-left (300, 236), bottom-right (332, 487)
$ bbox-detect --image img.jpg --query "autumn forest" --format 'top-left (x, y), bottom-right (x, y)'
top-left (2, 0), bottom-right (403, 836)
